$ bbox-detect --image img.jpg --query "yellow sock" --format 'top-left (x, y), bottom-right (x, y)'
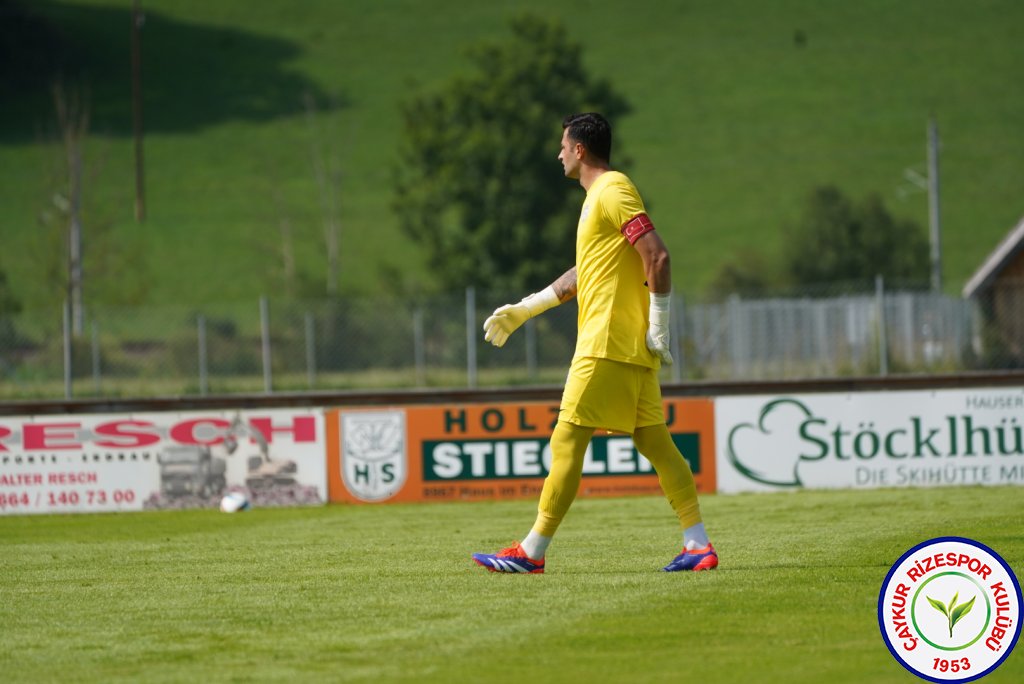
top-left (532, 421), bottom-right (595, 537)
top-left (633, 424), bottom-right (703, 529)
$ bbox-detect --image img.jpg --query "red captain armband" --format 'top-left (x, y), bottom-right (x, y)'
top-left (621, 213), bottom-right (656, 245)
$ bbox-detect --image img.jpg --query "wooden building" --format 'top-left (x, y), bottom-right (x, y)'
top-left (963, 215), bottom-right (1024, 364)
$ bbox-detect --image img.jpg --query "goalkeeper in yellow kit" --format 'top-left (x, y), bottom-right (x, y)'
top-left (472, 113), bottom-right (717, 574)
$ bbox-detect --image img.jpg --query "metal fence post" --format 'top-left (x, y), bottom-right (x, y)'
top-left (63, 300), bottom-right (72, 399)
top-left (670, 292), bottom-right (683, 382)
top-left (305, 311), bottom-right (316, 389)
top-left (876, 275), bottom-right (889, 376)
top-left (728, 294), bottom-right (745, 378)
top-left (466, 286), bottom-right (477, 388)
top-left (260, 296), bottom-right (272, 393)
top-left (197, 314), bottom-right (208, 396)
top-left (91, 320), bottom-right (101, 394)
top-left (525, 318), bottom-right (537, 380)
top-left (814, 300), bottom-right (829, 375)
top-left (900, 293), bottom-right (915, 366)
top-left (413, 306), bottom-right (426, 387)
top-left (692, 303), bottom-right (706, 372)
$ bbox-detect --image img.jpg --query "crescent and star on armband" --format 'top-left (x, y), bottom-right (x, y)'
top-left (620, 213), bottom-right (656, 245)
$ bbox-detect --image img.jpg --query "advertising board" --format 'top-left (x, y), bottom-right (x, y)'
top-left (326, 398), bottom-right (716, 503)
top-left (715, 388), bottom-right (1024, 493)
top-left (0, 409), bottom-right (327, 514)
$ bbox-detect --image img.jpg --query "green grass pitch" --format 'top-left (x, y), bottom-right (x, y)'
top-left (2, 487), bottom-right (1021, 683)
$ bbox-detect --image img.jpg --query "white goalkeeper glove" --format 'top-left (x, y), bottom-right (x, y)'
top-left (646, 291), bottom-right (674, 366)
top-left (483, 286), bottom-right (560, 348)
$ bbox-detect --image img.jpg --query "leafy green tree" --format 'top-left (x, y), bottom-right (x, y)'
top-left (784, 185), bottom-right (929, 287)
top-left (393, 15), bottom-right (630, 292)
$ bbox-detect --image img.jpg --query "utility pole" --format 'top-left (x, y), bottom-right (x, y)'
top-left (131, 0), bottom-right (146, 222)
top-left (927, 116), bottom-right (942, 292)
top-left (53, 83), bottom-right (88, 337)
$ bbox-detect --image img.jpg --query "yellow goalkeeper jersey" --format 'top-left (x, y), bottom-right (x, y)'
top-left (574, 170), bottom-right (657, 369)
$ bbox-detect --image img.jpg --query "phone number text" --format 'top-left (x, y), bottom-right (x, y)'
top-left (0, 489), bottom-right (137, 510)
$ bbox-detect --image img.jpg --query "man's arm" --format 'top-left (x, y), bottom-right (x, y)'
top-left (633, 231), bottom-right (674, 365)
top-left (551, 266), bottom-right (578, 302)
top-left (633, 231), bottom-right (671, 294)
top-left (482, 266), bottom-right (576, 348)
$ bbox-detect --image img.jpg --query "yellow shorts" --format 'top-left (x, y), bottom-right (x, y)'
top-left (558, 356), bottom-right (665, 434)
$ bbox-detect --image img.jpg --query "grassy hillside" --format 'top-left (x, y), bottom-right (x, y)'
top-left (1, 0), bottom-right (1023, 312)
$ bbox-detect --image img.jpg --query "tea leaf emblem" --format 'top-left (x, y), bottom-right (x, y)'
top-left (927, 591), bottom-right (976, 638)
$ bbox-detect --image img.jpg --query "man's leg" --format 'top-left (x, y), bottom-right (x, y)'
top-left (632, 423), bottom-right (702, 531)
top-left (532, 420), bottom-right (596, 538)
top-left (472, 357), bottom-right (624, 573)
top-left (633, 423), bottom-right (718, 571)
top-left (471, 420), bottom-right (594, 573)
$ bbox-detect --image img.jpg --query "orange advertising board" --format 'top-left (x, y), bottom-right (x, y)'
top-left (325, 398), bottom-right (715, 504)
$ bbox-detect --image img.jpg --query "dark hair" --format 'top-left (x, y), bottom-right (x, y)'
top-left (562, 112), bottom-right (612, 163)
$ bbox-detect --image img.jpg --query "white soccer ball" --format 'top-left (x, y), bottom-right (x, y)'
top-left (219, 491), bottom-right (250, 513)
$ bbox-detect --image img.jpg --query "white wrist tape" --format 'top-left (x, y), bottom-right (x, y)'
top-left (521, 285), bottom-right (560, 317)
top-left (649, 291), bottom-right (671, 324)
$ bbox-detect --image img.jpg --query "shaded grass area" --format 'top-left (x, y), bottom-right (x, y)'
top-left (2, 487), bottom-right (1021, 682)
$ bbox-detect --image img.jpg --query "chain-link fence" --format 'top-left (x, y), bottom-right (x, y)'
top-left (1, 279), bottom-right (1020, 400)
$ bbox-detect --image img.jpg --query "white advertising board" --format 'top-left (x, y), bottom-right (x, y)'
top-left (0, 409), bottom-right (327, 515)
top-left (715, 388), bottom-right (1024, 493)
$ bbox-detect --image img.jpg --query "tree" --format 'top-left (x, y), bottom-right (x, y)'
top-left (36, 80), bottom-right (149, 322)
top-left (393, 15), bottom-right (630, 293)
top-left (784, 185), bottom-right (930, 287)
